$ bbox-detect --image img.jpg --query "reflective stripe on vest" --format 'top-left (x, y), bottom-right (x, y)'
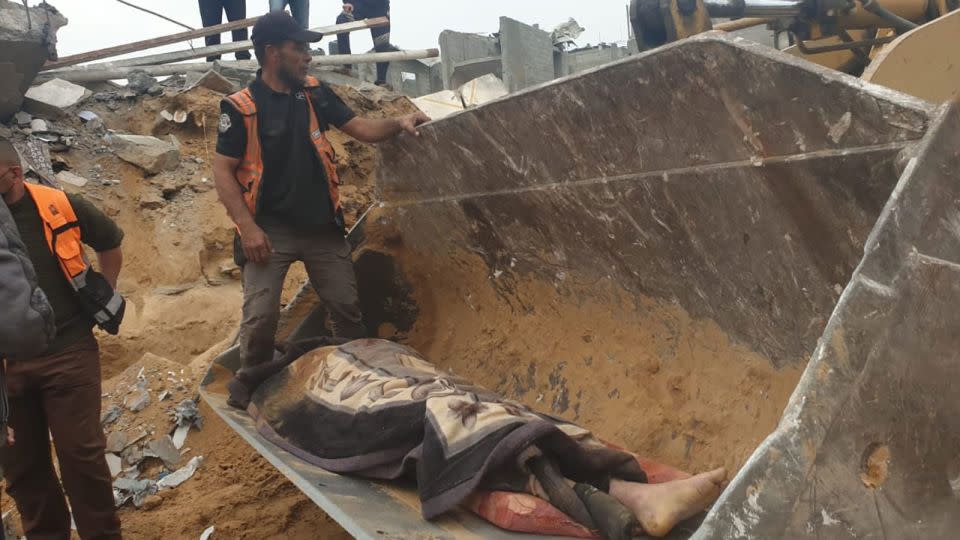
top-left (225, 76), bottom-right (342, 218)
top-left (22, 183), bottom-right (123, 325)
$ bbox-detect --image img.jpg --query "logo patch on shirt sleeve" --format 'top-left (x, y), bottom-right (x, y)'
top-left (218, 113), bottom-right (232, 134)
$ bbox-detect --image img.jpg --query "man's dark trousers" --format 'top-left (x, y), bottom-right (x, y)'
top-left (198, 0), bottom-right (253, 61)
top-left (0, 336), bottom-right (121, 540)
top-left (336, 0), bottom-right (393, 83)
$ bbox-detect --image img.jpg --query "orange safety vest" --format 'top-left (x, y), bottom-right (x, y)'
top-left (225, 76), bottom-right (344, 226)
top-left (22, 182), bottom-right (125, 334)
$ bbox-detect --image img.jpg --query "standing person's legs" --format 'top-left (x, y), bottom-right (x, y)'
top-left (198, 0), bottom-right (225, 62)
top-left (42, 337), bottom-right (121, 540)
top-left (369, 1), bottom-right (393, 84)
top-left (301, 229), bottom-right (367, 339)
top-left (288, 0), bottom-right (310, 29)
top-left (1, 389), bottom-right (72, 538)
top-left (234, 224), bottom-right (299, 405)
top-left (336, 7), bottom-right (355, 68)
top-left (222, 0), bottom-right (251, 60)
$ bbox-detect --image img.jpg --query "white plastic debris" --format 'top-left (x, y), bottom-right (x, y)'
top-left (200, 525), bottom-right (215, 540)
top-left (172, 424), bottom-right (190, 450)
top-left (158, 456), bottom-right (203, 490)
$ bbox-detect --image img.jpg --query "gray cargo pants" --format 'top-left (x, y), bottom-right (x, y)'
top-left (238, 221), bottom-right (366, 373)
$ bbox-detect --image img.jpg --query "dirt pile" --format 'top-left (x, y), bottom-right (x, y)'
top-left (1, 72), bottom-right (416, 538)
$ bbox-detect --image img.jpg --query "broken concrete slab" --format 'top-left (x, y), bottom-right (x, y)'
top-left (113, 477), bottom-right (157, 508)
top-left (101, 405), bottom-right (123, 426)
top-left (0, 1), bottom-right (68, 121)
top-left (24, 78), bottom-right (92, 117)
top-left (111, 134), bottom-right (180, 174)
top-left (413, 74), bottom-right (508, 120)
top-left (184, 70), bottom-right (237, 94)
top-left (106, 453), bottom-right (123, 477)
top-left (106, 431), bottom-right (129, 453)
top-left (145, 435), bottom-right (180, 469)
top-left (125, 389), bottom-right (150, 412)
top-left (29, 118), bottom-right (47, 132)
top-left (56, 170), bottom-right (89, 188)
top-left (121, 444), bottom-right (145, 467)
top-left (438, 30), bottom-right (501, 90)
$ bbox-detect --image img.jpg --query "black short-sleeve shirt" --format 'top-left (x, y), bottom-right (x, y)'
top-left (216, 75), bottom-right (356, 229)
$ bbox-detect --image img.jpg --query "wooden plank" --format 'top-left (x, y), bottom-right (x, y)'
top-left (42, 17), bottom-right (261, 71)
top-left (45, 18), bottom-right (391, 76)
top-left (38, 49), bottom-right (441, 83)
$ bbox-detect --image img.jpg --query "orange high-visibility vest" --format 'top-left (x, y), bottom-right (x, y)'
top-left (225, 76), bottom-right (343, 224)
top-left (22, 182), bottom-right (125, 333)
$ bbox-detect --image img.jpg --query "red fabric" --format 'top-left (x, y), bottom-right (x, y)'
top-left (465, 491), bottom-right (598, 539)
top-left (466, 447), bottom-right (692, 537)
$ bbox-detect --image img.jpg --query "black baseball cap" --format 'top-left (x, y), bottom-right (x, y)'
top-left (251, 11), bottom-right (323, 46)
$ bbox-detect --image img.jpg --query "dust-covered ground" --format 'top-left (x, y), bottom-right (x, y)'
top-left (1, 72), bottom-right (416, 539)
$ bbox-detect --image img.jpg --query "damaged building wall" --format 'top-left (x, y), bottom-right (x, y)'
top-left (0, 0), bottom-right (68, 121)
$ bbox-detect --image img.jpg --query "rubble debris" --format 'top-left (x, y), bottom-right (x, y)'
top-left (157, 456), bottom-right (203, 490)
top-left (413, 74), bottom-right (508, 121)
top-left (13, 139), bottom-right (56, 184)
top-left (200, 525), bottom-right (215, 540)
top-left (106, 453), bottom-right (123, 477)
top-left (56, 170), bottom-right (89, 188)
top-left (126, 69), bottom-right (160, 95)
top-left (14, 111), bottom-right (32, 127)
top-left (29, 118), bottom-right (48, 132)
top-left (77, 110), bottom-right (99, 122)
top-left (106, 431), bottom-right (130, 453)
top-left (113, 477), bottom-right (158, 508)
top-left (145, 435), bottom-right (180, 469)
top-left (139, 191), bottom-right (166, 209)
top-left (125, 389), bottom-right (151, 412)
top-left (159, 390), bottom-right (172, 401)
top-left (172, 425), bottom-right (190, 450)
top-left (184, 70), bottom-right (238, 94)
top-left (141, 495), bottom-right (164, 511)
top-left (552, 18), bottom-right (586, 49)
top-left (160, 109), bottom-right (189, 123)
top-left (101, 405), bottom-right (123, 426)
top-left (0, 1), bottom-right (68, 120)
top-left (121, 444), bottom-right (145, 467)
top-left (173, 399), bottom-right (204, 429)
top-left (111, 134), bottom-right (180, 174)
top-left (24, 78), bottom-right (92, 117)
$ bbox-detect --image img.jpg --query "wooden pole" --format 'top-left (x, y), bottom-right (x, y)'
top-left (44, 18), bottom-right (391, 76)
top-left (38, 49), bottom-right (441, 83)
top-left (43, 17), bottom-right (262, 71)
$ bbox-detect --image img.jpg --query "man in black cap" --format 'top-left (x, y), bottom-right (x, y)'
top-left (212, 12), bottom-right (429, 408)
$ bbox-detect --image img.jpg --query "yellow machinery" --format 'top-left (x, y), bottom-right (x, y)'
top-left (629, 0), bottom-right (959, 101)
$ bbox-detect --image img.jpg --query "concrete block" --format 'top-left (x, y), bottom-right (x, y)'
top-left (184, 70), bottom-right (238, 94)
top-left (112, 134), bottom-right (180, 175)
top-left (499, 17), bottom-right (556, 93)
top-left (438, 30), bottom-right (500, 90)
top-left (24, 78), bottom-right (92, 114)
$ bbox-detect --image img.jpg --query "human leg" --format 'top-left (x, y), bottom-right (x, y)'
top-left (336, 9), bottom-right (355, 71)
top-left (1, 354), bottom-right (76, 538)
top-left (222, 0), bottom-right (251, 60)
top-left (198, 0), bottom-right (224, 62)
top-left (288, 0), bottom-right (311, 29)
top-left (608, 468), bottom-right (726, 538)
top-left (368, 1), bottom-right (394, 84)
top-left (301, 229), bottom-right (367, 340)
top-left (42, 338), bottom-right (121, 540)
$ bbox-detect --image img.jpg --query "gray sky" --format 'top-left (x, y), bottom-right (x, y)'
top-left (51, 0), bottom-right (633, 61)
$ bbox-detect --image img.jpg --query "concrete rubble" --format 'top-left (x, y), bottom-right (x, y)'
top-left (157, 456), bottom-right (203, 490)
top-left (24, 78), bottom-right (91, 118)
top-left (111, 134), bottom-right (180, 175)
top-left (125, 389), bottom-right (151, 412)
top-left (144, 435), bottom-right (181, 469)
top-left (413, 74), bottom-right (508, 120)
top-left (183, 70), bottom-right (238, 94)
top-left (0, 1), bottom-right (68, 121)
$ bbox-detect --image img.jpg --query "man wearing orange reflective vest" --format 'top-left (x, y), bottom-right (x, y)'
top-left (212, 12), bottom-right (429, 409)
top-left (0, 138), bottom-right (124, 540)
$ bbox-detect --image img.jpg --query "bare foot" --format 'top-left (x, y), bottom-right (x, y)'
top-left (609, 468), bottom-right (726, 538)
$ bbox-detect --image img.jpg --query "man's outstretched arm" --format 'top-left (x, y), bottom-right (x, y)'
top-left (339, 111), bottom-right (431, 143)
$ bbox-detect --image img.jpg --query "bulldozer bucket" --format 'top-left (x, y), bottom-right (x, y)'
top-left (202, 33), bottom-right (955, 538)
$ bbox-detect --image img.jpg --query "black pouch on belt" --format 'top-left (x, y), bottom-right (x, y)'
top-left (76, 269), bottom-right (125, 335)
